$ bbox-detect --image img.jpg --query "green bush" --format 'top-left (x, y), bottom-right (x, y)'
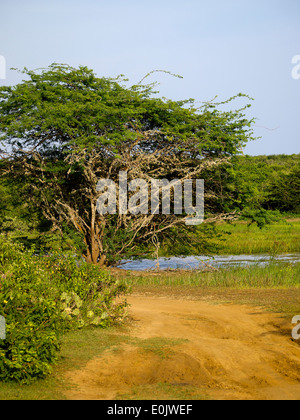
top-left (0, 235), bottom-right (129, 383)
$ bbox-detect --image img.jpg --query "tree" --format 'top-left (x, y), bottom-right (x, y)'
top-left (264, 164), bottom-right (300, 213)
top-left (210, 154), bottom-right (300, 215)
top-left (0, 64), bottom-right (256, 265)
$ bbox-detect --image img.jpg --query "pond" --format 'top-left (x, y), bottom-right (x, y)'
top-left (117, 253), bottom-right (300, 271)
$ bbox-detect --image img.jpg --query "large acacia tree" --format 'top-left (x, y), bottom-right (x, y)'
top-left (0, 64), bottom-right (256, 265)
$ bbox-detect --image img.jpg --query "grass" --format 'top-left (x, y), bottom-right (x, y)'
top-left (128, 262), bottom-right (300, 289)
top-left (134, 337), bottom-right (188, 359)
top-left (214, 219), bottom-right (300, 255)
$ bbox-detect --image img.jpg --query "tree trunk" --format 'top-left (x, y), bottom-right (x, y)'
top-left (84, 232), bottom-right (107, 266)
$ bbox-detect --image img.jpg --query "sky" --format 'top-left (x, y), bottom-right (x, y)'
top-left (0, 0), bottom-right (299, 156)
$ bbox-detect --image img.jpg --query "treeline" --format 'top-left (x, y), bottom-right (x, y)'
top-left (204, 153), bottom-right (300, 215)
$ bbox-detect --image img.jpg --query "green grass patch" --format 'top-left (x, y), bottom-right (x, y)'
top-left (129, 262), bottom-right (300, 289)
top-left (214, 220), bottom-right (300, 255)
top-left (133, 337), bottom-right (188, 359)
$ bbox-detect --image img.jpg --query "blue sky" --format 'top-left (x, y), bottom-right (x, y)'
top-left (1, 0), bottom-right (299, 155)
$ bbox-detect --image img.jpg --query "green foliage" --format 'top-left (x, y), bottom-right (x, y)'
top-left (228, 154), bottom-right (300, 213)
top-left (0, 235), bottom-right (129, 383)
top-left (203, 153), bottom-right (300, 218)
top-left (158, 223), bottom-right (223, 257)
top-left (0, 64), bottom-right (254, 154)
top-left (240, 208), bottom-right (282, 229)
top-left (264, 164), bottom-right (300, 212)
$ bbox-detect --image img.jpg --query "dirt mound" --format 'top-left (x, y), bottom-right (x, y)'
top-left (64, 295), bottom-right (300, 400)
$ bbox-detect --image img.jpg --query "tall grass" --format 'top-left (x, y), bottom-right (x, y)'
top-left (130, 262), bottom-right (300, 289)
top-left (214, 220), bottom-right (300, 255)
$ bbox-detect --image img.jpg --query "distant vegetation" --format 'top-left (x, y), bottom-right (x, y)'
top-left (203, 153), bottom-right (300, 215)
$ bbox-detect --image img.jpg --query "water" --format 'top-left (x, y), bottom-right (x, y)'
top-left (118, 253), bottom-right (300, 271)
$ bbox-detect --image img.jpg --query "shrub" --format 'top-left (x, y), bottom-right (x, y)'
top-left (0, 235), bottom-right (129, 383)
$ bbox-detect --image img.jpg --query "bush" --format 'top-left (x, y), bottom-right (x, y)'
top-left (240, 208), bottom-right (282, 229)
top-left (0, 235), bottom-right (129, 383)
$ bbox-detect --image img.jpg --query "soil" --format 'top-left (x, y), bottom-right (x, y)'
top-left (64, 291), bottom-right (300, 400)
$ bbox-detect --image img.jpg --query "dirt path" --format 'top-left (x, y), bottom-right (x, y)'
top-left (64, 294), bottom-right (300, 400)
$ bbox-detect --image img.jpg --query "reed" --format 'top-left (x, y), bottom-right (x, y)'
top-left (130, 262), bottom-right (300, 289)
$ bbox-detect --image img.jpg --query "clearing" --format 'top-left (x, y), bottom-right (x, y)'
top-left (64, 290), bottom-right (300, 400)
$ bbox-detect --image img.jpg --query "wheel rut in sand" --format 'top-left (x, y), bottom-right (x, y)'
top-left (64, 295), bottom-right (300, 400)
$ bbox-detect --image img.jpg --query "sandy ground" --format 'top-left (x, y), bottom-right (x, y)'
top-left (64, 294), bottom-right (300, 400)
